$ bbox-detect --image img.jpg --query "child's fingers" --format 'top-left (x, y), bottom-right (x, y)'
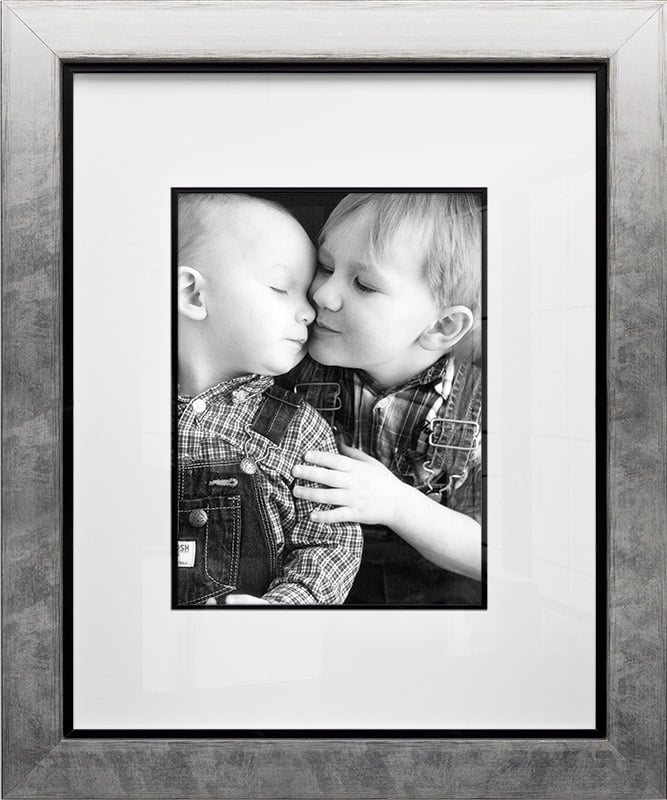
top-left (310, 506), bottom-right (355, 524)
top-left (292, 463), bottom-right (348, 487)
top-left (338, 442), bottom-right (376, 462)
top-left (225, 594), bottom-right (269, 605)
top-left (303, 449), bottom-right (354, 470)
top-left (293, 485), bottom-right (347, 506)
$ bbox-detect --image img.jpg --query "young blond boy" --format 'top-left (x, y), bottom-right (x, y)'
top-left (177, 193), bottom-right (362, 606)
top-left (282, 192), bottom-right (483, 605)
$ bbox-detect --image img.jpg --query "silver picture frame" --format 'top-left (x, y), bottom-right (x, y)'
top-left (2, 1), bottom-right (665, 797)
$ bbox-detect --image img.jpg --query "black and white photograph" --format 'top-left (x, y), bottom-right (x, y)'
top-left (174, 190), bottom-right (485, 608)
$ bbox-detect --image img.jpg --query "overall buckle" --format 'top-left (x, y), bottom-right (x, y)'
top-left (428, 418), bottom-right (480, 452)
top-left (294, 382), bottom-right (342, 413)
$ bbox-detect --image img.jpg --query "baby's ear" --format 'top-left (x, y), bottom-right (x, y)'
top-left (178, 266), bottom-right (207, 321)
top-left (418, 305), bottom-right (473, 352)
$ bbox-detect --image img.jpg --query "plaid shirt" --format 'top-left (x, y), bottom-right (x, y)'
top-left (178, 374), bottom-right (362, 604)
top-left (280, 355), bottom-right (482, 524)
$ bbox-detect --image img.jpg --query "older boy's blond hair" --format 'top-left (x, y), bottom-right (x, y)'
top-left (320, 192), bottom-right (483, 361)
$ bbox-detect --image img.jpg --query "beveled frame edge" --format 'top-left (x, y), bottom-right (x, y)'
top-left (1, 2), bottom-right (665, 799)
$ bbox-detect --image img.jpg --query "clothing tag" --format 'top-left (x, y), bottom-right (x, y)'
top-left (178, 540), bottom-right (196, 567)
top-left (208, 478), bottom-right (239, 488)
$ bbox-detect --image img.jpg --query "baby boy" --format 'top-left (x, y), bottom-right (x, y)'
top-left (176, 193), bottom-right (362, 606)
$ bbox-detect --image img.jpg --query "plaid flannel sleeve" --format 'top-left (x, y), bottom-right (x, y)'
top-left (262, 405), bottom-right (363, 605)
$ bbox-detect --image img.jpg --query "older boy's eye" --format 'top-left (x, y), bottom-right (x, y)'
top-left (317, 262), bottom-right (334, 275)
top-left (354, 277), bottom-right (377, 294)
top-left (270, 286), bottom-right (288, 295)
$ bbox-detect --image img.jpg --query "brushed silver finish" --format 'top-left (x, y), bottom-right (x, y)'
top-left (2, 2), bottom-right (665, 798)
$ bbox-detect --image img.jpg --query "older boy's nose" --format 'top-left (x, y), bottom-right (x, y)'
top-left (311, 278), bottom-right (342, 312)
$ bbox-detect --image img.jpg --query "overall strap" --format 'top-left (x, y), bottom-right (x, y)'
top-left (423, 360), bottom-right (482, 494)
top-left (250, 385), bottom-right (304, 445)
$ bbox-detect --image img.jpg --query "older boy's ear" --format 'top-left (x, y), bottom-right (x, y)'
top-left (419, 305), bottom-right (473, 352)
top-left (178, 266), bottom-right (207, 321)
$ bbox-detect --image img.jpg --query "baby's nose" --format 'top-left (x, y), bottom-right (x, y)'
top-left (300, 301), bottom-right (316, 325)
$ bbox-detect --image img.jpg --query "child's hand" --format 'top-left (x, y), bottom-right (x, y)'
top-left (225, 594), bottom-right (269, 605)
top-left (292, 443), bottom-right (405, 526)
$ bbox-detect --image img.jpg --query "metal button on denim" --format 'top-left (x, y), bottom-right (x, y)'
top-left (188, 508), bottom-right (208, 528)
top-left (192, 398), bottom-right (207, 414)
top-left (240, 457), bottom-right (257, 474)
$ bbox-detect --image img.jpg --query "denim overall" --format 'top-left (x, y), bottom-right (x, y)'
top-left (176, 386), bottom-right (303, 606)
top-left (291, 361), bottom-right (482, 606)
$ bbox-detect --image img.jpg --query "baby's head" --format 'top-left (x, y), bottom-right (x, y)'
top-left (178, 194), bottom-right (315, 390)
top-left (309, 192), bottom-right (482, 388)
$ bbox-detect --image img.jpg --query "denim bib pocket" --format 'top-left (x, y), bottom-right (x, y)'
top-left (177, 495), bottom-right (242, 604)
